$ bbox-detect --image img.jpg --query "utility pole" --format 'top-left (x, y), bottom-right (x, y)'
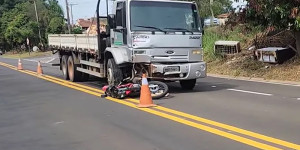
top-left (65, 0), bottom-right (71, 33)
top-left (33, 0), bottom-right (42, 45)
top-left (69, 3), bottom-right (78, 26)
top-left (210, 0), bottom-right (214, 26)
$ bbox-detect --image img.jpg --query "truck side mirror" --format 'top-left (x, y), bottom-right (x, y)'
top-left (108, 14), bottom-right (116, 29)
top-left (200, 18), bottom-right (205, 35)
top-left (115, 26), bottom-right (127, 34)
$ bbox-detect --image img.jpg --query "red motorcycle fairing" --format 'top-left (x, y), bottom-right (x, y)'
top-left (102, 83), bottom-right (136, 99)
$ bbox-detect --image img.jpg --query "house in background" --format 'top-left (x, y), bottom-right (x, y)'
top-left (231, 0), bottom-right (247, 12)
top-left (217, 13), bottom-right (230, 26)
top-left (204, 0), bottom-right (247, 26)
top-left (204, 18), bottom-right (220, 26)
top-left (214, 0), bottom-right (247, 26)
top-left (75, 18), bottom-right (107, 34)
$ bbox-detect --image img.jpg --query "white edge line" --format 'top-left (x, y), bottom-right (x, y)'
top-left (208, 75), bottom-right (300, 87)
top-left (45, 58), bottom-right (56, 63)
top-left (23, 59), bottom-right (38, 62)
top-left (227, 89), bottom-right (273, 96)
top-left (53, 121), bottom-right (64, 126)
top-left (24, 57), bottom-right (56, 64)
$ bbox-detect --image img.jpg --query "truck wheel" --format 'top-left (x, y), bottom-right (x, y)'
top-left (61, 55), bottom-right (69, 80)
top-left (107, 58), bottom-right (123, 85)
top-left (180, 79), bottom-right (196, 90)
top-left (68, 56), bottom-right (81, 82)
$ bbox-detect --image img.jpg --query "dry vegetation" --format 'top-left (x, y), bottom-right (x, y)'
top-left (204, 26), bottom-right (300, 82)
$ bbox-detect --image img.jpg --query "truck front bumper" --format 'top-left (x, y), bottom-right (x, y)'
top-left (151, 62), bottom-right (207, 81)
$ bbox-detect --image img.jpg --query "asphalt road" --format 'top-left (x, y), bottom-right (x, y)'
top-left (0, 56), bottom-right (300, 150)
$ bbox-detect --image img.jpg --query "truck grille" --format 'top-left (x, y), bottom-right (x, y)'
top-left (152, 55), bottom-right (188, 62)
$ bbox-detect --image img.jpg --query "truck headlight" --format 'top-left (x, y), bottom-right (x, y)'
top-left (200, 64), bottom-right (206, 71)
top-left (192, 50), bottom-right (202, 55)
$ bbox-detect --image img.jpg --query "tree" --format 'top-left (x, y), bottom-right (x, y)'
top-left (46, 0), bottom-right (64, 18)
top-left (4, 13), bottom-right (38, 47)
top-left (0, 0), bottom-right (65, 50)
top-left (48, 17), bottom-right (64, 34)
top-left (0, 0), bottom-right (27, 49)
top-left (0, 0), bottom-right (26, 18)
top-left (72, 26), bottom-right (83, 34)
top-left (185, 0), bottom-right (232, 18)
top-left (245, 0), bottom-right (300, 55)
top-left (1, 5), bottom-right (26, 47)
top-left (246, 0), bottom-right (300, 31)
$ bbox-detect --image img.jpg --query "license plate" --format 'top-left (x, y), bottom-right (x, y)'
top-left (164, 66), bottom-right (180, 72)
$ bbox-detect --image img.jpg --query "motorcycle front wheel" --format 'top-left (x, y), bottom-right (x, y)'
top-left (148, 81), bottom-right (169, 99)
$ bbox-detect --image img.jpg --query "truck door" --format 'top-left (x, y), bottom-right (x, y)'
top-left (113, 2), bottom-right (127, 46)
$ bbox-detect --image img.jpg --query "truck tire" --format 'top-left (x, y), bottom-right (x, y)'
top-left (180, 79), bottom-right (196, 90)
top-left (61, 55), bottom-right (69, 80)
top-left (67, 56), bottom-right (81, 82)
top-left (107, 58), bottom-right (123, 85)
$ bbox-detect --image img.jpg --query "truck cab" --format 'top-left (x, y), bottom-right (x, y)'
top-left (48, 0), bottom-right (206, 90)
top-left (106, 0), bottom-right (206, 89)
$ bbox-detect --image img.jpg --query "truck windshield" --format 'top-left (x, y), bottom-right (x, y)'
top-left (130, 1), bottom-right (200, 32)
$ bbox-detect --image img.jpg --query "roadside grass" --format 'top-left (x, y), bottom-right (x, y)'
top-left (2, 51), bottom-right (53, 59)
top-left (204, 25), bottom-right (300, 82)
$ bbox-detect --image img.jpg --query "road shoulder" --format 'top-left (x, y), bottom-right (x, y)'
top-left (208, 73), bottom-right (300, 87)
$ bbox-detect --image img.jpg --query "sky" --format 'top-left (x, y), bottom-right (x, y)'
top-left (58, 0), bottom-right (109, 23)
top-left (57, 0), bottom-right (242, 23)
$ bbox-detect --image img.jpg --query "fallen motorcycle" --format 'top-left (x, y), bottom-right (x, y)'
top-left (102, 80), bottom-right (169, 99)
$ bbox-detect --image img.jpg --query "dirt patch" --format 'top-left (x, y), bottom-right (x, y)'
top-left (207, 50), bottom-right (300, 82)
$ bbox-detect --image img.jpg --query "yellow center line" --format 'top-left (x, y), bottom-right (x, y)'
top-left (0, 62), bottom-right (104, 95)
top-left (22, 65), bottom-right (300, 149)
top-left (105, 97), bottom-right (281, 150)
top-left (1, 61), bottom-right (299, 149)
top-left (25, 69), bottom-right (297, 149)
top-left (0, 64), bottom-right (102, 97)
top-left (125, 99), bottom-right (300, 150)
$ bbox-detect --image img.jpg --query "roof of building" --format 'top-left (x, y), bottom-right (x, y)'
top-left (76, 19), bottom-right (95, 28)
top-left (76, 18), bottom-right (107, 28)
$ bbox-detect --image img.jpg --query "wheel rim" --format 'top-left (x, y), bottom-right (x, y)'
top-left (68, 59), bottom-right (74, 80)
top-left (107, 68), bottom-right (113, 84)
top-left (149, 84), bottom-right (165, 97)
top-left (62, 59), bottom-right (67, 76)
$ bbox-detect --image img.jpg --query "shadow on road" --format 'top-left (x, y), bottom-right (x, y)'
top-left (84, 78), bottom-right (237, 99)
top-left (167, 81), bottom-right (237, 93)
top-left (151, 81), bottom-right (237, 101)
